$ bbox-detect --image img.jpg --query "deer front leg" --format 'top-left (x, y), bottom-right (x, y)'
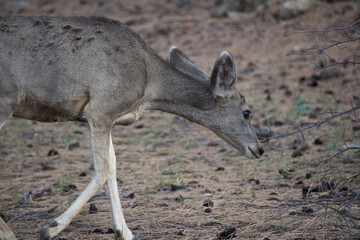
top-left (0, 217), bottom-right (16, 240)
top-left (40, 122), bottom-right (111, 240)
top-left (107, 135), bottom-right (138, 240)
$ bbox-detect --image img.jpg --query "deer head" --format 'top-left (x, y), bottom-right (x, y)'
top-left (169, 47), bottom-right (264, 159)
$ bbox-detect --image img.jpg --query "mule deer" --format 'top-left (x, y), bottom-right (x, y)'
top-left (0, 16), bottom-right (263, 240)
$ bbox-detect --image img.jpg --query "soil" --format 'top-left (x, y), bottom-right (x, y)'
top-left (0, 0), bottom-right (359, 239)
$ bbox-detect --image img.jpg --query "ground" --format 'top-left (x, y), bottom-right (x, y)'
top-left (0, 0), bottom-right (359, 239)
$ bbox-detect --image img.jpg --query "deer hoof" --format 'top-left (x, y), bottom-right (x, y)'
top-left (39, 227), bottom-right (51, 240)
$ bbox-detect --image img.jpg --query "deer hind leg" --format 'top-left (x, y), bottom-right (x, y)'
top-left (0, 217), bottom-right (16, 240)
top-left (39, 121), bottom-right (112, 240)
top-left (107, 135), bottom-right (137, 240)
top-left (0, 104), bottom-right (12, 131)
top-left (0, 105), bottom-right (15, 240)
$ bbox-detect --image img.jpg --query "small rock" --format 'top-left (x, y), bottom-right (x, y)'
top-left (161, 171), bottom-right (175, 175)
top-left (298, 76), bottom-right (306, 83)
top-left (324, 90), bottom-right (334, 95)
top-left (307, 80), bottom-right (318, 87)
top-left (295, 180), bottom-right (304, 185)
top-left (273, 120), bottom-right (284, 126)
top-left (68, 142), bottom-right (80, 150)
top-left (92, 228), bottom-right (103, 233)
top-left (204, 208), bottom-right (212, 213)
top-left (278, 169), bottom-right (290, 179)
top-left (170, 184), bottom-right (188, 191)
top-left (203, 188), bottom-right (213, 194)
top-left (62, 184), bottom-right (77, 193)
top-left (175, 195), bottom-right (184, 203)
top-left (22, 131), bottom-right (35, 139)
top-left (41, 162), bottom-right (55, 171)
top-left (89, 203), bottom-right (98, 213)
top-left (291, 149), bottom-right (303, 158)
top-left (301, 206), bottom-right (314, 214)
top-left (89, 189), bottom-right (107, 202)
top-left (207, 141), bottom-right (222, 147)
top-left (302, 186), bottom-right (311, 196)
top-left (313, 138), bottom-right (323, 145)
top-left (217, 227), bottom-right (236, 240)
top-left (155, 203), bottom-right (168, 207)
top-left (215, 166), bottom-right (225, 171)
top-left (353, 125), bottom-right (360, 131)
top-left (203, 199), bottom-right (214, 207)
top-left (47, 149), bottom-right (59, 156)
top-left (121, 190), bottom-right (135, 199)
top-left (133, 225), bottom-right (146, 230)
top-left (185, 143), bottom-right (199, 150)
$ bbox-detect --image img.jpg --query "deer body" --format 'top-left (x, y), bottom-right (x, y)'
top-left (0, 16), bottom-right (263, 240)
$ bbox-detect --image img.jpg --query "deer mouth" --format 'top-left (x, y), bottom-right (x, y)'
top-left (248, 146), bottom-right (260, 159)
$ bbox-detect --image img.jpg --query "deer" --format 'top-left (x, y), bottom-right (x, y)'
top-left (0, 16), bottom-right (264, 240)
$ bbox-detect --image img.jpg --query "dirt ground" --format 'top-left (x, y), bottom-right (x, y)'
top-left (0, 0), bottom-right (360, 239)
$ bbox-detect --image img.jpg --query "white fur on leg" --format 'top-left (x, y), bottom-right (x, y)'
top-left (44, 123), bottom-right (111, 238)
top-left (48, 176), bottom-right (107, 237)
top-left (0, 217), bottom-right (16, 240)
top-left (0, 111), bottom-right (13, 131)
top-left (107, 135), bottom-right (134, 240)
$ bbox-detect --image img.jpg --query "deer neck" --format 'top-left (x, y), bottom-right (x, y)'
top-left (146, 60), bottom-right (214, 125)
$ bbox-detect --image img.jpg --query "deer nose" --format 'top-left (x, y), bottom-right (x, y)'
top-left (259, 147), bottom-right (264, 156)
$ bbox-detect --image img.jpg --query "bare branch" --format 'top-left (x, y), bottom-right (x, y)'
top-left (285, 8), bottom-right (360, 67)
top-left (261, 105), bottom-right (360, 141)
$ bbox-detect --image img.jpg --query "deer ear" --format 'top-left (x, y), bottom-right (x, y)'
top-left (169, 46), bottom-right (209, 82)
top-left (210, 51), bottom-right (236, 101)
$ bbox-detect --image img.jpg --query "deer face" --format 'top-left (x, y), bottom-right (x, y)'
top-left (169, 47), bottom-right (264, 159)
top-left (208, 87), bottom-right (263, 159)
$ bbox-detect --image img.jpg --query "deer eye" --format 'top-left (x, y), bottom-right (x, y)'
top-left (243, 110), bottom-right (251, 120)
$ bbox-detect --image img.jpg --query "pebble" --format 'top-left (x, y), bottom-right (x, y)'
top-left (202, 199), bottom-right (214, 207)
top-left (68, 142), bottom-right (80, 150)
top-left (89, 203), bottom-right (98, 214)
top-left (121, 190), bottom-right (135, 199)
top-left (204, 208), bottom-right (212, 213)
top-left (216, 227), bottom-right (236, 239)
top-left (47, 149), bottom-right (59, 156)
